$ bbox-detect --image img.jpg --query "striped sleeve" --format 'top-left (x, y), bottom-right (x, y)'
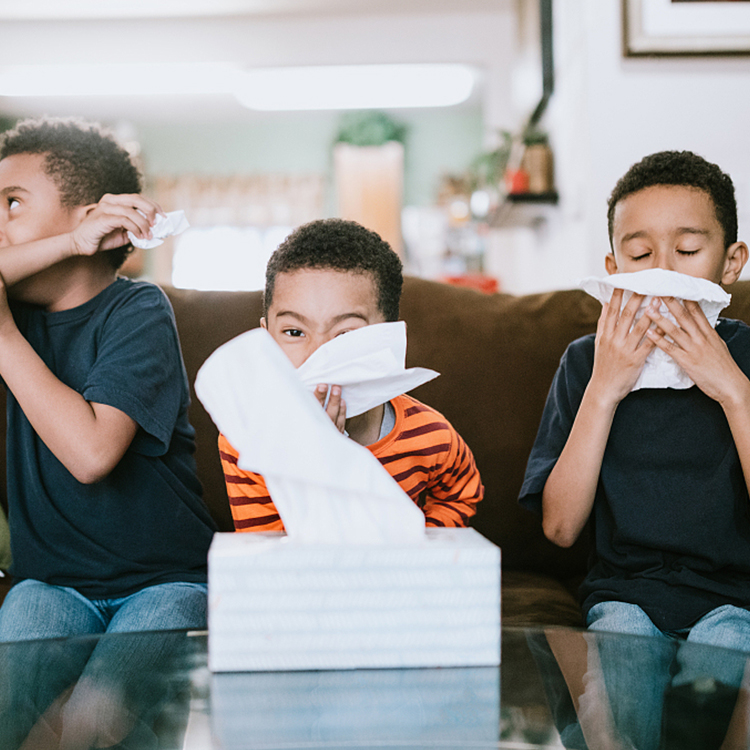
top-left (218, 433), bottom-right (286, 533)
top-left (377, 396), bottom-right (484, 528)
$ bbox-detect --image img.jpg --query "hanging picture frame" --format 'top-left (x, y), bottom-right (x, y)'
top-left (624, 0), bottom-right (750, 56)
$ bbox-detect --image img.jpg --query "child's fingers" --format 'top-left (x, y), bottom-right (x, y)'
top-left (325, 385), bottom-right (346, 433)
top-left (98, 194), bottom-right (165, 222)
top-left (314, 384), bottom-right (347, 433)
top-left (314, 384), bottom-right (328, 407)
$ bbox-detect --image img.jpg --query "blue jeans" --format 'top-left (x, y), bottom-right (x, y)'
top-left (586, 601), bottom-right (750, 750)
top-left (0, 580), bottom-right (207, 747)
top-left (0, 578), bottom-right (208, 642)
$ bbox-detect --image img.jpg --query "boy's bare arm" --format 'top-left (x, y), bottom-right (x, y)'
top-left (0, 194), bottom-right (160, 287)
top-left (0, 278), bottom-right (137, 484)
top-left (543, 290), bottom-right (656, 547)
top-left (646, 298), bottom-right (750, 497)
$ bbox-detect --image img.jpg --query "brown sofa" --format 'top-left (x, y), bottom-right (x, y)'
top-left (5, 276), bottom-right (750, 626)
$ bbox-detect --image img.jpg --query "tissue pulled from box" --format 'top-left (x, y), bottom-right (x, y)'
top-left (195, 326), bottom-right (427, 544)
top-left (127, 210), bottom-right (189, 249)
top-left (297, 321), bottom-right (438, 417)
top-left (580, 268), bottom-right (731, 390)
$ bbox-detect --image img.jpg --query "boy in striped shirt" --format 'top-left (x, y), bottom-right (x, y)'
top-left (219, 218), bottom-right (483, 531)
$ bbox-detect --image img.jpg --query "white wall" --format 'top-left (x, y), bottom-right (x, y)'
top-left (0, 10), bottom-right (517, 131)
top-left (491, 0), bottom-right (750, 294)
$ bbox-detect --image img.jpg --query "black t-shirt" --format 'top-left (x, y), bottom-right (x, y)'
top-left (7, 278), bottom-right (216, 598)
top-left (519, 319), bottom-right (750, 630)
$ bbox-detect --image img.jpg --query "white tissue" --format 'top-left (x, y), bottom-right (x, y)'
top-left (128, 210), bottom-right (189, 249)
top-left (297, 322), bottom-right (439, 417)
top-left (195, 327), bottom-right (427, 545)
top-left (580, 268), bottom-right (731, 391)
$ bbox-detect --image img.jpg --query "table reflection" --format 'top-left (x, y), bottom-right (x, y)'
top-left (531, 627), bottom-right (750, 750)
top-left (0, 628), bottom-right (197, 749)
top-left (0, 626), bottom-right (747, 749)
top-left (212, 666), bottom-right (499, 748)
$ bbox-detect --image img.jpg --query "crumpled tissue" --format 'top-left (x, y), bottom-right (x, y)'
top-left (128, 210), bottom-right (189, 249)
top-left (195, 325), bottom-right (429, 545)
top-left (297, 321), bottom-right (438, 417)
top-left (580, 268), bottom-right (731, 391)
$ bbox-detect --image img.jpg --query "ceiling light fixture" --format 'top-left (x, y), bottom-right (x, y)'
top-left (233, 64), bottom-right (476, 111)
top-left (0, 62), bottom-right (240, 97)
top-left (0, 62), bottom-right (475, 111)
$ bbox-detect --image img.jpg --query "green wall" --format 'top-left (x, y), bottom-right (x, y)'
top-left (136, 106), bottom-right (484, 208)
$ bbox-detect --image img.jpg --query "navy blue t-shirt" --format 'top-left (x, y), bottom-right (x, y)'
top-left (519, 318), bottom-right (750, 631)
top-left (7, 278), bottom-right (217, 598)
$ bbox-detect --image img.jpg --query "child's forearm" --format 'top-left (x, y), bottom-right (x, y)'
top-left (0, 233), bottom-right (75, 287)
top-left (0, 321), bottom-right (137, 484)
top-left (719, 372), bottom-right (750, 501)
top-left (542, 382), bottom-right (618, 547)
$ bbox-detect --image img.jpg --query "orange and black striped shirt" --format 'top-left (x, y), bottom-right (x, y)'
top-left (220, 393), bottom-right (483, 532)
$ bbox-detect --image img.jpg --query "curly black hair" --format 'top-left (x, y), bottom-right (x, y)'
top-left (264, 219), bottom-right (403, 321)
top-left (607, 150), bottom-right (738, 250)
top-left (0, 117), bottom-right (142, 269)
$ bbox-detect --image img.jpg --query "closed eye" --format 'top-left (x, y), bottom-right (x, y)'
top-left (631, 252), bottom-right (650, 262)
top-left (677, 249), bottom-right (699, 256)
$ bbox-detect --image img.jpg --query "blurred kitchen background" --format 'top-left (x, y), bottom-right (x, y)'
top-left (1, 0), bottom-right (750, 295)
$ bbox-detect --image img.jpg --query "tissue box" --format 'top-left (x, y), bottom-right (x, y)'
top-left (208, 527), bottom-right (500, 672)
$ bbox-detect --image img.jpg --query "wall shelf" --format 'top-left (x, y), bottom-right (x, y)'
top-left (488, 190), bottom-right (559, 228)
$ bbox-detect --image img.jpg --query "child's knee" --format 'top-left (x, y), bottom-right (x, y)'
top-left (586, 601), bottom-right (662, 637)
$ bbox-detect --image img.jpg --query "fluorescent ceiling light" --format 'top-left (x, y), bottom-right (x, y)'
top-left (234, 64), bottom-right (475, 110)
top-left (0, 62), bottom-right (475, 111)
top-left (0, 63), bottom-right (241, 97)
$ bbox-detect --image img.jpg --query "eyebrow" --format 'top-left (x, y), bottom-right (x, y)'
top-left (621, 227), bottom-right (711, 243)
top-left (274, 310), bottom-right (369, 326)
top-left (0, 186), bottom-right (29, 197)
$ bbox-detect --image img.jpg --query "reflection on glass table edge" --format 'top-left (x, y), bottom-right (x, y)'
top-left (1, 625), bottom-right (749, 750)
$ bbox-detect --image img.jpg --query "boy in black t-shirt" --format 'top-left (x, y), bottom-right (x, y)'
top-left (0, 117), bottom-right (216, 641)
top-left (520, 150), bottom-right (750, 747)
top-left (0, 117), bottom-right (217, 747)
top-left (522, 150), bottom-right (750, 639)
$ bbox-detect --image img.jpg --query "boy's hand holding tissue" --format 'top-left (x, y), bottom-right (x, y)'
top-left (70, 193), bottom-right (166, 256)
top-left (581, 267), bottom-right (742, 400)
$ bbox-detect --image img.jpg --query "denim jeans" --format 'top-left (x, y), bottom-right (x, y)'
top-left (0, 578), bottom-right (208, 642)
top-left (585, 601), bottom-right (750, 750)
top-left (0, 579), bottom-right (207, 748)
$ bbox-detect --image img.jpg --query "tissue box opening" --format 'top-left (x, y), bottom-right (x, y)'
top-left (208, 527), bottom-right (501, 672)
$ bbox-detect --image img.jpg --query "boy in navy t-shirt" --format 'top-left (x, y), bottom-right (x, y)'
top-left (521, 150), bottom-right (750, 643)
top-left (0, 117), bottom-right (216, 642)
top-left (520, 150), bottom-right (750, 747)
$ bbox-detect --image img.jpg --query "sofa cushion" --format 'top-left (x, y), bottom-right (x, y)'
top-left (501, 569), bottom-right (583, 627)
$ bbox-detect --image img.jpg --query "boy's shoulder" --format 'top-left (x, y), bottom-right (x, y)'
top-left (389, 393), bottom-right (464, 444)
top-left (717, 317), bottom-right (750, 370)
top-left (84, 277), bottom-right (176, 324)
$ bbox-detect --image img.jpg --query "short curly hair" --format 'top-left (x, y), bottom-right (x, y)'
top-left (607, 150), bottom-right (738, 250)
top-left (0, 117), bottom-right (142, 269)
top-left (264, 219), bottom-right (403, 321)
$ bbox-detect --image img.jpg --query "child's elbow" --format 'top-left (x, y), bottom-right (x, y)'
top-left (542, 517), bottom-right (579, 548)
top-left (70, 456), bottom-right (117, 485)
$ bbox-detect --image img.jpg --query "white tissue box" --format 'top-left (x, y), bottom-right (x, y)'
top-left (208, 528), bottom-right (501, 672)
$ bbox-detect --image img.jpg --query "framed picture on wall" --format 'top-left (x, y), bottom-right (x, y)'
top-left (624, 0), bottom-right (750, 56)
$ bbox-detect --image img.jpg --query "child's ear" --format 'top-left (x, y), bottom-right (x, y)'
top-left (71, 204), bottom-right (90, 225)
top-left (260, 317), bottom-right (267, 330)
top-left (605, 253), bottom-right (618, 275)
top-left (721, 242), bottom-right (749, 286)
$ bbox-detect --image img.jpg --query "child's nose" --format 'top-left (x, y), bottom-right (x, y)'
top-left (654, 255), bottom-right (676, 272)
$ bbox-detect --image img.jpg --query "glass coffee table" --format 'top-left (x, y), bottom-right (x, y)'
top-left (0, 625), bottom-right (747, 749)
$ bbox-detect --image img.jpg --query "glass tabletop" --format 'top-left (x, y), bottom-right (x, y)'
top-left (0, 625), bottom-right (747, 749)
